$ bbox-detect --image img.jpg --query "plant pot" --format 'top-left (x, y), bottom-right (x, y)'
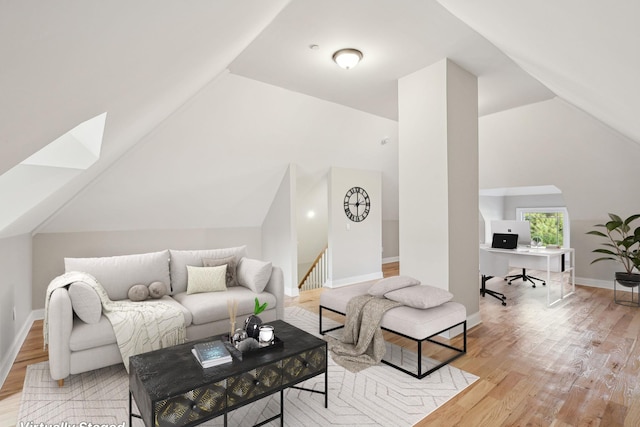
top-left (615, 272), bottom-right (640, 287)
top-left (244, 314), bottom-right (263, 339)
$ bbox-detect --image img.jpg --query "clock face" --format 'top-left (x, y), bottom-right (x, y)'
top-left (343, 186), bottom-right (370, 222)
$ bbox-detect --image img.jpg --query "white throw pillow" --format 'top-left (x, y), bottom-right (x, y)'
top-left (186, 265), bottom-right (228, 295)
top-left (367, 275), bottom-right (420, 297)
top-left (68, 281), bottom-right (102, 324)
top-left (237, 258), bottom-right (272, 293)
top-left (169, 247), bottom-right (247, 294)
top-left (384, 284), bottom-right (453, 309)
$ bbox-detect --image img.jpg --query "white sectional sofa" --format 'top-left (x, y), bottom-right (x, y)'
top-left (45, 246), bottom-right (284, 385)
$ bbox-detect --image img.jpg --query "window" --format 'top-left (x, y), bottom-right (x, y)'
top-left (516, 207), bottom-right (569, 247)
top-left (0, 112), bottom-right (106, 233)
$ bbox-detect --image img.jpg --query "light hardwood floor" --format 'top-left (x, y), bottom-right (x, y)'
top-left (2, 263), bottom-right (640, 426)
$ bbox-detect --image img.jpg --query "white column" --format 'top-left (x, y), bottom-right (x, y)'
top-left (398, 58), bottom-right (479, 315)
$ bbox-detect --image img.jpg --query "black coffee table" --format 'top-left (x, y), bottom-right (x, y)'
top-left (129, 319), bottom-right (327, 427)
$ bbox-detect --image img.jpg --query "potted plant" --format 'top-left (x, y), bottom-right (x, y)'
top-left (244, 297), bottom-right (268, 339)
top-left (587, 213), bottom-right (640, 286)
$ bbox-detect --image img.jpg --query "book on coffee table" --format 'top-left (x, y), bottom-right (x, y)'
top-left (192, 340), bottom-right (233, 368)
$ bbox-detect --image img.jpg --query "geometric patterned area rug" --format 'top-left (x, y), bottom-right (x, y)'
top-left (18, 306), bottom-right (478, 426)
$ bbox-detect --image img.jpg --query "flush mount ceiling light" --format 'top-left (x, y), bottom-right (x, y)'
top-left (332, 48), bottom-right (363, 70)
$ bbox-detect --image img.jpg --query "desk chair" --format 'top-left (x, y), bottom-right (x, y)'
top-left (505, 268), bottom-right (546, 288)
top-left (481, 275), bottom-right (507, 305)
top-left (479, 250), bottom-right (507, 306)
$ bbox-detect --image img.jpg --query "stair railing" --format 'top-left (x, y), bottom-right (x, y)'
top-left (298, 247), bottom-right (328, 290)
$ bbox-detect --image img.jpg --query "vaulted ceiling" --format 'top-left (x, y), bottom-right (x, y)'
top-left (1, 0), bottom-right (637, 237)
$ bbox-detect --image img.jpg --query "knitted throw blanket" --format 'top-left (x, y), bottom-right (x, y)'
top-left (44, 271), bottom-right (186, 372)
top-left (324, 294), bottom-right (401, 373)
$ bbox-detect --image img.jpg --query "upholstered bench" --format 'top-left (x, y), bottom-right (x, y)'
top-left (319, 280), bottom-right (467, 379)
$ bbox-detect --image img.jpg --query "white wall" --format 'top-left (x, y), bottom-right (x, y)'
top-left (398, 59), bottom-right (479, 319)
top-left (262, 165), bottom-right (297, 297)
top-left (480, 98), bottom-right (640, 282)
top-left (296, 172), bottom-right (328, 281)
top-left (479, 193), bottom-right (566, 244)
top-left (0, 234), bottom-right (32, 387)
top-left (327, 167), bottom-right (382, 287)
top-left (38, 73), bottom-right (399, 234)
top-left (32, 227), bottom-right (261, 309)
top-left (382, 219), bottom-right (399, 262)
top-left (479, 196), bottom-right (504, 243)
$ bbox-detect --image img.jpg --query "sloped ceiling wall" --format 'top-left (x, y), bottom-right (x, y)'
top-left (39, 73), bottom-right (398, 233)
top-left (2, 0), bottom-right (638, 241)
top-left (0, 0), bottom-right (289, 237)
top-left (438, 0), bottom-right (640, 145)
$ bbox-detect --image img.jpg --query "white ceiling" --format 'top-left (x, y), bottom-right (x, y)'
top-left (1, 0), bottom-right (638, 236)
top-left (438, 0), bottom-right (640, 144)
top-left (229, 0), bottom-right (555, 120)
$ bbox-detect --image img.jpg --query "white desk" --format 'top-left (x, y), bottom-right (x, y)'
top-left (480, 245), bottom-right (575, 307)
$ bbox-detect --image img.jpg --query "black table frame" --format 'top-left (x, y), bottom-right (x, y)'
top-left (129, 320), bottom-right (327, 427)
top-left (319, 305), bottom-right (466, 379)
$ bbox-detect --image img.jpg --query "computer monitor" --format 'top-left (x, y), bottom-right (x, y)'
top-left (491, 220), bottom-right (532, 246)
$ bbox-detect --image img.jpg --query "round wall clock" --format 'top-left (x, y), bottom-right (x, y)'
top-left (343, 186), bottom-right (370, 222)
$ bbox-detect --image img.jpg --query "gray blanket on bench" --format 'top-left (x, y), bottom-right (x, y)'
top-left (324, 294), bottom-right (401, 373)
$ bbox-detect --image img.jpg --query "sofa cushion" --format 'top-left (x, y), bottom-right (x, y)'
top-left (237, 258), bottom-right (272, 293)
top-left (68, 281), bottom-right (102, 324)
top-left (186, 265), bottom-right (227, 294)
top-left (169, 247), bottom-right (247, 294)
top-left (384, 284), bottom-right (453, 309)
top-left (155, 295), bottom-right (192, 326)
top-left (65, 250), bottom-right (171, 301)
top-left (202, 256), bottom-right (239, 287)
top-left (367, 275), bottom-right (420, 297)
top-left (173, 287), bottom-right (276, 326)
top-left (68, 295), bottom-right (192, 351)
top-left (70, 316), bottom-right (116, 351)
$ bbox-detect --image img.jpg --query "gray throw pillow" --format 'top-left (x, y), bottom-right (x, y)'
top-left (384, 285), bottom-right (453, 309)
top-left (148, 281), bottom-right (168, 299)
top-left (128, 284), bottom-right (149, 302)
top-left (368, 275), bottom-right (420, 297)
top-left (202, 256), bottom-right (239, 287)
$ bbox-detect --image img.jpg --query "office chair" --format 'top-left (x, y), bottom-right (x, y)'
top-left (505, 268), bottom-right (546, 288)
top-left (479, 250), bottom-right (507, 305)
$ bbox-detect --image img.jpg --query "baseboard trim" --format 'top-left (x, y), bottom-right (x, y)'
top-left (382, 256), bottom-right (399, 264)
top-left (0, 309), bottom-right (43, 390)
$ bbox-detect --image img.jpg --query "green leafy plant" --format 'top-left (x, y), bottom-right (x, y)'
top-left (586, 213), bottom-right (640, 274)
top-left (254, 297), bottom-right (268, 315)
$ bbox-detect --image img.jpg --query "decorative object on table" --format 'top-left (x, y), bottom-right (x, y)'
top-left (259, 325), bottom-right (274, 345)
top-left (244, 297), bottom-right (267, 339)
top-left (531, 236), bottom-right (544, 248)
top-left (587, 213), bottom-right (640, 286)
top-left (191, 340), bottom-right (232, 368)
top-left (231, 328), bottom-right (247, 345)
top-left (236, 338), bottom-right (260, 353)
top-left (227, 298), bottom-right (238, 339)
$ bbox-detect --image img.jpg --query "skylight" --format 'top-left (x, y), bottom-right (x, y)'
top-left (0, 112), bottom-right (106, 233)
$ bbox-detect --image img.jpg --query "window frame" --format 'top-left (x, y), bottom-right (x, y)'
top-left (516, 207), bottom-right (570, 248)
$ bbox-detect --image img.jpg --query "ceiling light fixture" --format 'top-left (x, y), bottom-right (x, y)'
top-left (332, 48), bottom-right (363, 70)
